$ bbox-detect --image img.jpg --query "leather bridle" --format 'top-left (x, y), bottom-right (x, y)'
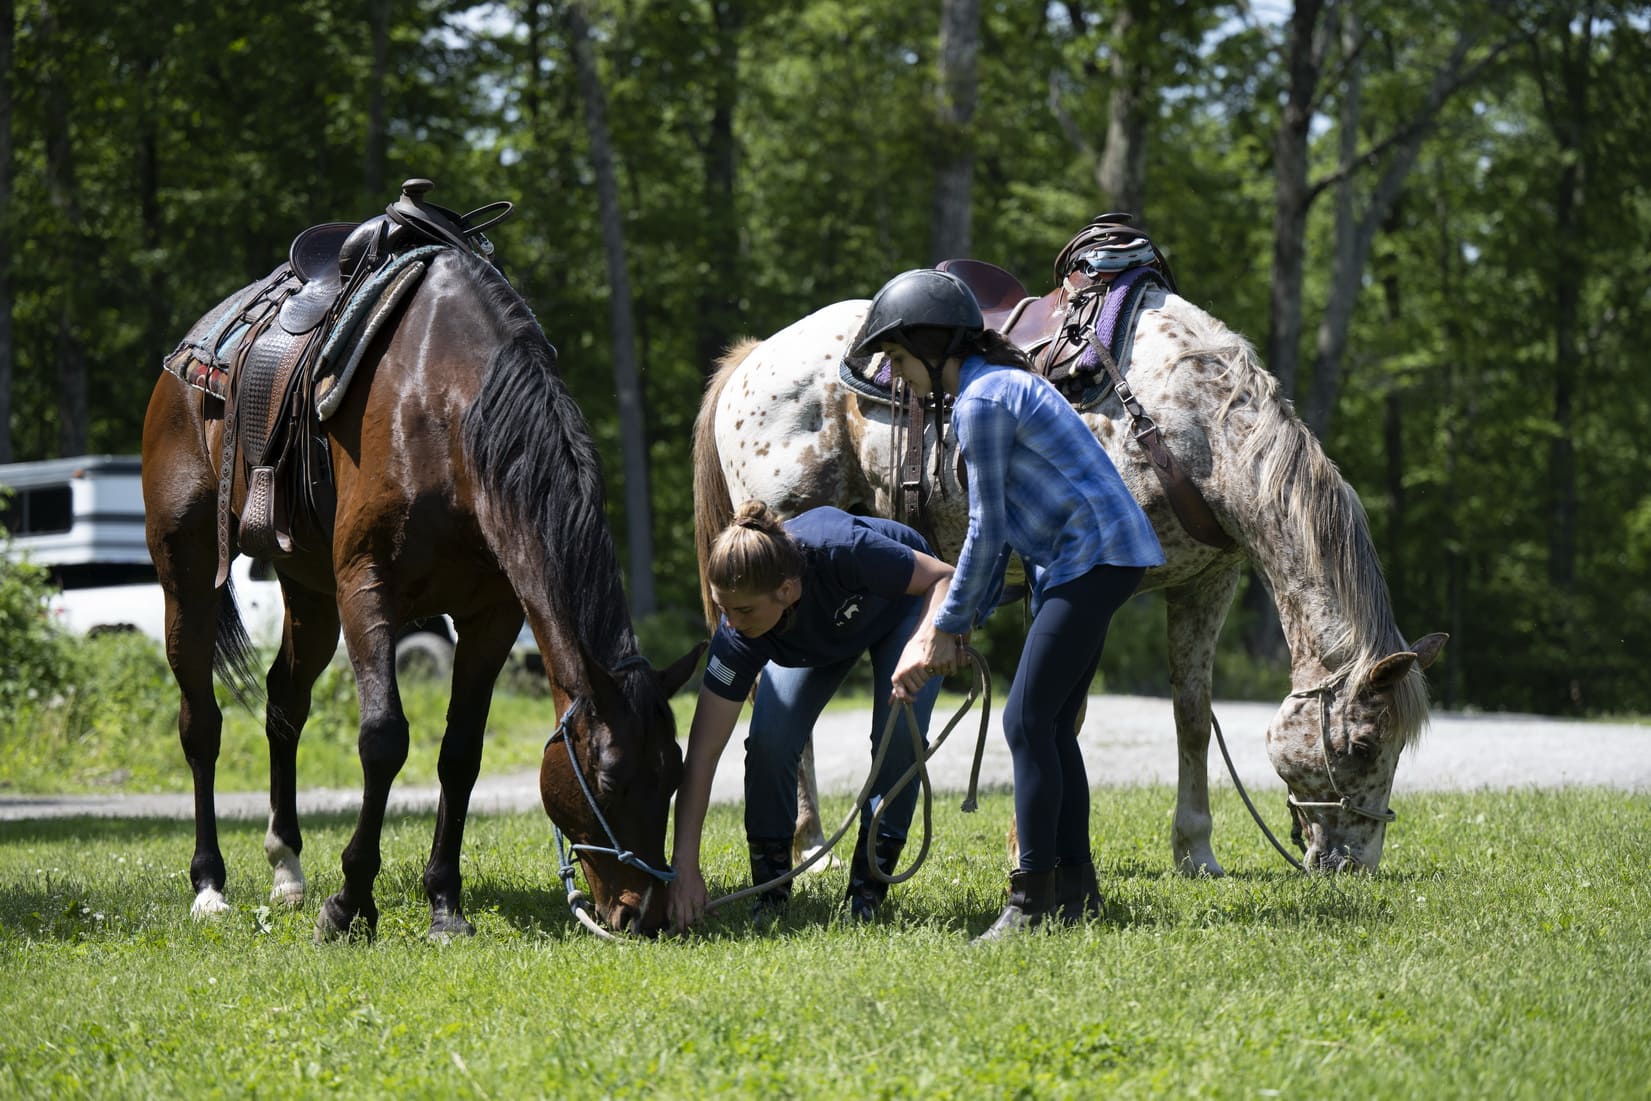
top-left (1283, 670), bottom-right (1398, 856)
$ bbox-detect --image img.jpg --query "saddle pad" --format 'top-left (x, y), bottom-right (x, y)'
top-left (1066, 268), bottom-right (1168, 411)
top-left (313, 246), bottom-right (441, 420)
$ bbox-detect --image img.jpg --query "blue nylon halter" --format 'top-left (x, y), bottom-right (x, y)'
top-left (545, 656), bottom-right (676, 888)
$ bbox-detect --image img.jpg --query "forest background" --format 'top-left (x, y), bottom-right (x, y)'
top-left (1, 0), bottom-right (1647, 718)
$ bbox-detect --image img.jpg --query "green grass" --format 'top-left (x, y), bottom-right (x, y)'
top-left (0, 680), bottom-right (883, 795)
top-left (0, 634), bottom-right (894, 795)
top-left (3, 787), bottom-right (1648, 1098)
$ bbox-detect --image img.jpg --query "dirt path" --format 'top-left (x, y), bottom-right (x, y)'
top-left (2, 695), bottom-right (1645, 823)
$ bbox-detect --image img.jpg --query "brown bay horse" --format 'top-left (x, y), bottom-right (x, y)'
top-left (143, 246), bottom-right (699, 939)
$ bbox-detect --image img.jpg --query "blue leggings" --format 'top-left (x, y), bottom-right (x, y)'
top-left (1005, 564), bottom-right (1145, 873)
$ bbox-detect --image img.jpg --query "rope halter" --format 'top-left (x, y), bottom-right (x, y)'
top-left (1283, 670), bottom-right (1398, 847)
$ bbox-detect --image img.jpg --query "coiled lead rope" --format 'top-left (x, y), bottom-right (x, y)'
top-left (705, 647), bottom-right (993, 912)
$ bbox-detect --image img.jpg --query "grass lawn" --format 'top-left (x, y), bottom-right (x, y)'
top-left (3, 786), bottom-right (1647, 1099)
top-left (0, 671), bottom-right (888, 796)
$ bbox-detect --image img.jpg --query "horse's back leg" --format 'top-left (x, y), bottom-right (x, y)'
top-left (1166, 568), bottom-right (1241, 877)
top-left (792, 743), bottom-right (839, 871)
top-left (262, 581), bottom-right (341, 907)
top-left (159, 577), bottom-right (234, 915)
top-left (143, 452), bottom-right (234, 915)
top-left (421, 605), bottom-right (518, 940)
top-left (315, 568), bottom-right (406, 941)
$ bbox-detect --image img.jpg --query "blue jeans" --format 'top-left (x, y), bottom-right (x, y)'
top-left (743, 600), bottom-right (941, 846)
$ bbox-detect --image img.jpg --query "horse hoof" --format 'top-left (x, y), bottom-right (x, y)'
top-left (794, 844), bottom-right (841, 873)
top-left (270, 872), bottom-right (306, 908)
top-left (191, 888), bottom-right (230, 919)
top-left (266, 841), bottom-right (305, 907)
top-left (428, 913), bottom-right (476, 942)
top-left (314, 895), bottom-right (375, 942)
top-left (1175, 853), bottom-right (1226, 879)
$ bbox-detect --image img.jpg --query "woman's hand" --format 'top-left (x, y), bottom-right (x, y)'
top-left (668, 862), bottom-right (709, 933)
top-left (891, 630), bottom-right (963, 702)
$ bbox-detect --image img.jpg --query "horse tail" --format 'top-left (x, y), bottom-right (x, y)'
top-left (692, 338), bottom-right (760, 628)
top-left (212, 577), bottom-right (264, 712)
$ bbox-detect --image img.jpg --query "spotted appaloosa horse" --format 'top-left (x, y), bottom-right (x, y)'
top-left (693, 287), bottom-right (1446, 874)
top-left (143, 247), bottom-right (701, 938)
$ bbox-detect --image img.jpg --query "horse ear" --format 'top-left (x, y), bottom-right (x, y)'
top-left (1364, 651), bottom-right (1418, 694)
top-left (1410, 632), bottom-right (1449, 670)
top-left (657, 641), bottom-right (709, 699)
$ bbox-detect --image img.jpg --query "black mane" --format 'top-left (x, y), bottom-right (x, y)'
top-left (454, 251), bottom-right (640, 676)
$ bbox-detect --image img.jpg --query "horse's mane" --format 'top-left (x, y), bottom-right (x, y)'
top-left (691, 339), bottom-right (759, 629)
top-left (1174, 300), bottom-right (1429, 744)
top-left (453, 252), bottom-right (651, 701)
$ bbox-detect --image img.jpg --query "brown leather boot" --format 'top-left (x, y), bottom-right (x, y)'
top-left (1055, 859), bottom-right (1102, 924)
top-left (844, 828), bottom-right (904, 921)
top-left (971, 868), bottom-right (1056, 944)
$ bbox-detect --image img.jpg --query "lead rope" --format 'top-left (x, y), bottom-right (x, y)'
top-left (1210, 669), bottom-right (1397, 875)
top-left (705, 648), bottom-right (993, 913)
top-left (1209, 710), bottom-right (1305, 872)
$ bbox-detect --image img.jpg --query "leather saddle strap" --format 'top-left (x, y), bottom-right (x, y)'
top-left (214, 297), bottom-right (284, 586)
top-left (1039, 288), bottom-right (1101, 376)
top-left (1083, 329), bottom-right (1235, 551)
top-left (901, 385), bottom-right (927, 533)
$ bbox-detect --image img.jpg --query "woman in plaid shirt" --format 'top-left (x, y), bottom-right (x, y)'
top-left (857, 268), bottom-right (1166, 943)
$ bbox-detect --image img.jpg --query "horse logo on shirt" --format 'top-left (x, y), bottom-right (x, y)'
top-left (833, 596), bottom-right (863, 628)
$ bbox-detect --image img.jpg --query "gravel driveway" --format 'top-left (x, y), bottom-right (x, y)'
top-left (2, 694), bottom-right (1645, 822)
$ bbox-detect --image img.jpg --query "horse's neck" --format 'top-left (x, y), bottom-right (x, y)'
top-left (1247, 516), bottom-right (1404, 691)
top-left (1270, 583), bottom-right (1357, 686)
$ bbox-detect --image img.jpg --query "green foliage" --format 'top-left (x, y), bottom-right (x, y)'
top-left (0, 549), bottom-right (81, 714)
top-left (1, 788), bottom-right (1648, 1097)
top-left (4, 1), bottom-right (1650, 715)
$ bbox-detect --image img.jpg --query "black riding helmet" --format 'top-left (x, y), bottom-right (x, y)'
top-left (852, 268), bottom-right (984, 361)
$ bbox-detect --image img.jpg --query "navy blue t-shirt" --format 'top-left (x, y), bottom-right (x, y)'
top-left (703, 508), bottom-right (930, 701)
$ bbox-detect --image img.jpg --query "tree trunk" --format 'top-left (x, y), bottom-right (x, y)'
top-left (1542, 19), bottom-right (1590, 595)
top-left (929, 0), bottom-right (978, 262)
top-left (522, 0), bottom-right (542, 122)
top-left (1095, 0), bottom-right (1149, 216)
top-left (1306, 26), bottom-right (1481, 440)
top-left (1265, 0), bottom-right (1326, 402)
top-left (364, 0), bottom-right (392, 200)
top-left (563, 1), bottom-right (656, 617)
top-left (41, 1), bottom-right (87, 455)
top-left (694, 0), bottom-right (742, 377)
top-left (0, 0), bottom-right (14, 463)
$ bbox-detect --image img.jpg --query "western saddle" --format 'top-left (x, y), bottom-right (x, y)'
top-left (876, 214), bottom-right (1233, 552)
top-left (163, 178), bottom-right (515, 586)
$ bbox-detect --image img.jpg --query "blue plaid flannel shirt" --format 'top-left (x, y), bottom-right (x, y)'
top-left (932, 356), bottom-right (1165, 635)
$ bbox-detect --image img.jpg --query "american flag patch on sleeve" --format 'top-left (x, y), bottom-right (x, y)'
top-left (706, 655), bottom-right (737, 687)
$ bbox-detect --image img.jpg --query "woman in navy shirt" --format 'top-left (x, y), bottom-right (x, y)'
top-left (856, 268), bottom-right (1166, 942)
top-left (668, 501), bottom-right (960, 931)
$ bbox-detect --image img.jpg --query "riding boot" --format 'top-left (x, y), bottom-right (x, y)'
top-left (971, 868), bottom-right (1057, 945)
top-left (1054, 859), bottom-right (1102, 924)
top-left (747, 838), bottom-right (793, 923)
top-left (844, 827), bottom-right (905, 922)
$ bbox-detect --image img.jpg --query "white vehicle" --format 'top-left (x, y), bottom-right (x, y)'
top-left (0, 454), bottom-right (508, 680)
